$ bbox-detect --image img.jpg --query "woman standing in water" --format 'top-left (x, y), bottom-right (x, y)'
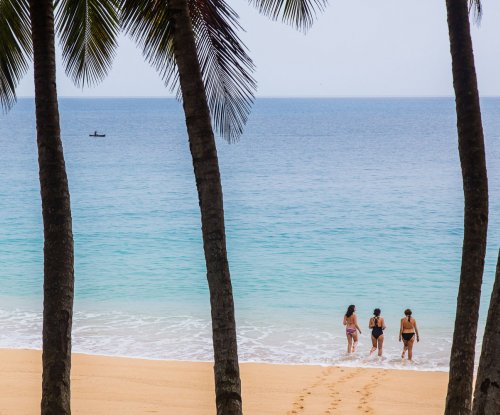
top-left (343, 305), bottom-right (362, 353)
top-left (399, 308), bottom-right (420, 360)
top-left (369, 308), bottom-right (386, 356)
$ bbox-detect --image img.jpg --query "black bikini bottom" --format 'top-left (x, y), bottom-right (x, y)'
top-left (402, 333), bottom-right (415, 341)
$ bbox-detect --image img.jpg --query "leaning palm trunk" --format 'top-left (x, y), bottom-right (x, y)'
top-left (169, 0), bottom-right (242, 413)
top-left (444, 1), bottom-right (488, 414)
top-left (472, 249), bottom-right (500, 414)
top-left (28, 0), bottom-right (75, 413)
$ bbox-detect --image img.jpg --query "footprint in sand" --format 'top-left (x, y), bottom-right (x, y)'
top-left (287, 367), bottom-right (334, 414)
top-left (325, 368), bottom-right (362, 413)
top-left (357, 370), bottom-right (386, 414)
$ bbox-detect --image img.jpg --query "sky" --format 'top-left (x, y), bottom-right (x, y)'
top-left (16, 0), bottom-right (500, 98)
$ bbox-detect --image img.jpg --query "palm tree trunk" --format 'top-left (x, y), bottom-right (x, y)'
top-left (444, 1), bottom-right (488, 414)
top-left (28, 0), bottom-right (75, 413)
top-left (169, 0), bottom-right (242, 413)
top-left (472, 249), bottom-right (500, 414)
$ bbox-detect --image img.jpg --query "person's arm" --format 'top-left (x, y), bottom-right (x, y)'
top-left (369, 318), bottom-right (374, 329)
top-left (382, 317), bottom-right (386, 330)
top-left (343, 315), bottom-right (347, 326)
top-left (399, 318), bottom-right (403, 342)
top-left (354, 315), bottom-right (362, 334)
top-left (414, 319), bottom-right (420, 342)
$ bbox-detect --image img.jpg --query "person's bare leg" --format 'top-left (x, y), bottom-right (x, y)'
top-left (378, 335), bottom-right (384, 357)
top-left (402, 340), bottom-right (408, 358)
top-left (352, 333), bottom-right (358, 352)
top-left (347, 334), bottom-right (353, 353)
top-left (370, 335), bottom-right (377, 354)
top-left (407, 337), bottom-right (415, 361)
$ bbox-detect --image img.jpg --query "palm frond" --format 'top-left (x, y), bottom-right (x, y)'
top-left (189, 0), bottom-right (256, 141)
top-left (0, 0), bottom-right (32, 111)
top-left (120, 0), bottom-right (256, 142)
top-left (249, 0), bottom-right (327, 32)
top-left (55, 0), bottom-right (119, 87)
top-left (469, 0), bottom-right (482, 24)
top-left (120, 0), bottom-right (178, 89)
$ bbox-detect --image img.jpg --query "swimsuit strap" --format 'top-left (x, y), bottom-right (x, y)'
top-left (403, 317), bottom-right (414, 330)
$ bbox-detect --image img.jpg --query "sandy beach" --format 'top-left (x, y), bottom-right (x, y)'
top-left (0, 349), bottom-right (448, 414)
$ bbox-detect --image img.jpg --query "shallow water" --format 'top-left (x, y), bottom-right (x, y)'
top-left (0, 98), bottom-right (499, 371)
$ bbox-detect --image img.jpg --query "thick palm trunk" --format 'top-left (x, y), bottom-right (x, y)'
top-left (29, 0), bottom-right (75, 413)
top-left (472, 249), bottom-right (500, 414)
top-left (444, 1), bottom-right (488, 414)
top-left (169, 0), bottom-right (242, 413)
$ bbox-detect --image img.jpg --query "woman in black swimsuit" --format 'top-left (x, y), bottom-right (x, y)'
top-left (369, 308), bottom-right (386, 356)
top-left (399, 308), bottom-right (420, 360)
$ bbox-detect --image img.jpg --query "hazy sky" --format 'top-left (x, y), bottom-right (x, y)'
top-left (17, 0), bottom-right (500, 98)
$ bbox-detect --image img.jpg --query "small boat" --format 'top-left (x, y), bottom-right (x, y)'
top-left (89, 131), bottom-right (106, 137)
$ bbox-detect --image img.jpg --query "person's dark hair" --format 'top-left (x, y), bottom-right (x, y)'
top-left (405, 308), bottom-right (412, 322)
top-left (373, 308), bottom-right (381, 317)
top-left (345, 305), bottom-right (355, 317)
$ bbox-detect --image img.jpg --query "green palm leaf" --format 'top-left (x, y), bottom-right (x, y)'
top-left (249, 0), bottom-right (327, 32)
top-left (121, 0), bottom-right (256, 142)
top-left (55, 0), bottom-right (120, 87)
top-left (0, 0), bottom-right (32, 111)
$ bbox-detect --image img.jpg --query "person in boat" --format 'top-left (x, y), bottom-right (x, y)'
top-left (369, 308), bottom-right (386, 356)
top-left (343, 305), bottom-right (362, 353)
top-left (399, 308), bottom-right (420, 360)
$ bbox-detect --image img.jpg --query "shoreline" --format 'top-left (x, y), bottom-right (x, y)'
top-left (0, 348), bottom-right (449, 414)
top-left (1, 346), bottom-right (451, 373)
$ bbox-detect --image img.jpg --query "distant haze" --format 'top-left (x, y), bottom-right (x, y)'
top-left (17, 0), bottom-right (500, 98)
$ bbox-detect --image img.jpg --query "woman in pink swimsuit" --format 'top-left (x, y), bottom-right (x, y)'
top-left (343, 304), bottom-right (362, 353)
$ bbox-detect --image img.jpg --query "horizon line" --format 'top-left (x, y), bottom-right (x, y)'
top-left (15, 95), bottom-right (500, 99)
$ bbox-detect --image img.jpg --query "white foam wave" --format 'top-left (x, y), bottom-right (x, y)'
top-left (0, 308), bottom-right (454, 371)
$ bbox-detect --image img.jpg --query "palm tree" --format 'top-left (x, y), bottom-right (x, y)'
top-left (29, 2), bottom-right (75, 411)
top-left (0, 0), bottom-right (118, 412)
top-left (120, 0), bottom-right (325, 413)
top-left (443, 1), bottom-right (489, 414)
top-left (472, 249), bottom-right (500, 415)
top-left (120, 1), bottom-right (253, 412)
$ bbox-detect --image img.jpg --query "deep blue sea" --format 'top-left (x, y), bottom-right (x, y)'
top-left (0, 98), bottom-right (499, 371)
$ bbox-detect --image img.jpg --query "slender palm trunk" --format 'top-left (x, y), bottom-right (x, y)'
top-left (169, 0), bottom-right (242, 413)
top-left (29, 0), bottom-right (75, 413)
top-left (472, 249), bottom-right (500, 414)
top-left (444, 1), bottom-right (488, 414)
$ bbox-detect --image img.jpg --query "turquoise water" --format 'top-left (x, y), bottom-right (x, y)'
top-left (0, 98), bottom-right (499, 370)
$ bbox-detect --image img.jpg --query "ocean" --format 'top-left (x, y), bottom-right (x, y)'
top-left (0, 98), bottom-right (499, 371)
